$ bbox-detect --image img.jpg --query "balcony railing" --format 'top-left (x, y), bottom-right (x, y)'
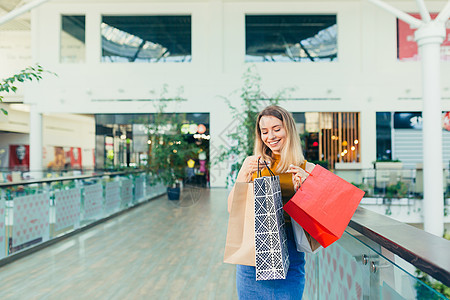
top-left (303, 207), bottom-right (450, 299)
top-left (0, 169), bottom-right (448, 298)
top-left (0, 170), bottom-right (166, 264)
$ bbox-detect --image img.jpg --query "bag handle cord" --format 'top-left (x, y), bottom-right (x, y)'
top-left (257, 160), bottom-right (275, 178)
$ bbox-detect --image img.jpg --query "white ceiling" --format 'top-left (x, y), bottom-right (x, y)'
top-left (0, 0), bottom-right (31, 31)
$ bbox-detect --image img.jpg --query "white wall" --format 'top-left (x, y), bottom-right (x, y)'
top-left (0, 30), bottom-right (32, 103)
top-left (0, 132), bottom-right (29, 147)
top-left (24, 0), bottom-right (450, 187)
top-left (43, 113), bottom-right (95, 150)
top-left (0, 104), bottom-right (96, 169)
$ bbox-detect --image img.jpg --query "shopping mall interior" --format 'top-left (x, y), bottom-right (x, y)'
top-left (0, 0), bottom-right (449, 299)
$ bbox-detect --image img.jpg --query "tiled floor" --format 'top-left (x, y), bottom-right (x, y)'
top-left (0, 188), bottom-right (237, 300)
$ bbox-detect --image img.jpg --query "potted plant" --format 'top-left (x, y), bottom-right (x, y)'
top-left (374, 159), bottom-right (403, 170)
top-left (149, 132), bottom-right (196, 200)
top-left (147, 97), bottom-right (197, 200)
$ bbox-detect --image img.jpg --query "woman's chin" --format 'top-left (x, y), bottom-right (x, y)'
top-left (270, 148), bottom-right (281, 154)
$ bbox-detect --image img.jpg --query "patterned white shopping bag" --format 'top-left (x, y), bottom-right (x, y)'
top-left (254, 169), bottom-right (290, 280)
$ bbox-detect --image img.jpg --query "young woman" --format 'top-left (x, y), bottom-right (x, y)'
top-left (227, 105), bottom-right (314, 299)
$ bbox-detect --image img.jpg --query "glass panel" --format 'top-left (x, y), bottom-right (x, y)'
top-left (0, 196), bottom-right (6, 259)
top-left (245, 15), bottom-right (337, 62)
top-left (304, 231), bottom-right (447, 299)
top-left (101, 16), bottom-right (191, 63)
top-left (376, 112), bottom-right (392, 161)
top-left (60, 15), bottom-right (86, 63)
top-left (6, 183), bottom-right (50, 254)
top-left (0, 171), bottom-right (165, 258)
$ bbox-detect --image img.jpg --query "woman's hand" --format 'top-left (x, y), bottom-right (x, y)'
top-left (286, 162), bottom-right (315, 191)
top-left (236, 155), bottom-right (270, 182)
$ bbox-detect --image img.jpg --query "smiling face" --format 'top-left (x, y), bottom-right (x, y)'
top-left (259, 115), bottom-right (286, 155)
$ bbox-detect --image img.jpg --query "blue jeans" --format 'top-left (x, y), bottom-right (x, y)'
top-left (236, 224), bottom-right (306, 300)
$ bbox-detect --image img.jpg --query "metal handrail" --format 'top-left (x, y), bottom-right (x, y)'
top-left (349, 207), bottom-right (450, 286)
top-left (0, 170), bottom-right (147, 188)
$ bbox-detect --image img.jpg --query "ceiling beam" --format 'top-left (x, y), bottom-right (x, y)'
top-left (0, 0), bottom-right (52, 26)
top-left (414, 0), bottom-right (431, 23)
top-left (436, 1), bottom-right (450, 24)
top-left (366, 0), bottom-right (422, 28)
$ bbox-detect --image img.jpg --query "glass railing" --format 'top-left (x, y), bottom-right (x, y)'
top-left (333, 167), bottom-right (450, 223)
top-left (0, 171), bottom-right (166, 261)
top-left (0, 168), bottom-right (127, 183)
top-left (303, 208), bottom-right (449, 299)
top-left (303, 232), bottom-right (446, 299)
top-left (334, 168), bottom-right (450, 199)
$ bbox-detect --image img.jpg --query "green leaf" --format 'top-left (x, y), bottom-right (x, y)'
top-left (1, 108), bottom-right (8, 115)
top-left (0, 64), bottom-right (56, 106)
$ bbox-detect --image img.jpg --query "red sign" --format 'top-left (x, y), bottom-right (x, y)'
top-left (398, 13), bottom-right (450, 61)
top-left (9, 145), bottom-right (29, 170)
top-left (443, 112), bottom-right (450, 131)
top-left (70, 147), bottom-right (82, 168)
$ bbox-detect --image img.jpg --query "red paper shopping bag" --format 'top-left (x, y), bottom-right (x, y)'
top-left (283, 164), bottom-right (365, 248)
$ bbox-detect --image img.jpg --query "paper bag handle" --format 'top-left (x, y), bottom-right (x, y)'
top-left (257, 160), bottom-right (275, 178)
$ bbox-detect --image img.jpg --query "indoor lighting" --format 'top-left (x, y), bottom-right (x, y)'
top-left (193, 134), bottom-right (211, 140)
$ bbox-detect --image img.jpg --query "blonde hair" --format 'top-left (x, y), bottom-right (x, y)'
top-left (254, 105), bottom-right (304, 172)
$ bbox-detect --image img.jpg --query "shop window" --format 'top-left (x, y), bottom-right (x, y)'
top-left (397, 13), bottom-right (450, 61)
top-left (60, 15), bottom-right (85, 63)
top-left (101, 15), bottom-right (191, 63)
top-left (376, 112), bottom-right (392, 161)
top-left (318, 112), bottom-right (360, 169)
top-left (245, 15), bottom-right (337, 62)
top-left (95, 113), bottom-right (209, 169)
top-left (294, 112), bottom-right (360, 169)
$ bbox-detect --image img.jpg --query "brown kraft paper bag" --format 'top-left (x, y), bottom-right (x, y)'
top-left (223, 182), bottom-right (256, 266)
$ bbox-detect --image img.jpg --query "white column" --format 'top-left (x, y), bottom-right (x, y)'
top-left (415, 23), bottom-right (446, 237)
top-left (29, 104), bottom-right (43, 179)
